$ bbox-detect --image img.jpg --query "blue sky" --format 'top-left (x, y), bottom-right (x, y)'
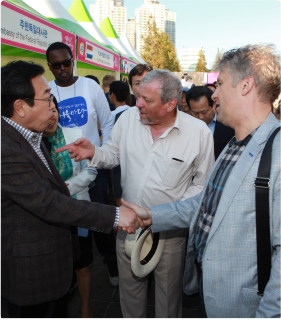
top-left (61, 0), bottom-right (281, 69)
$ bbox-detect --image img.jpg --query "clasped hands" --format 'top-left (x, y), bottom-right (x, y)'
top-left (56, 139), bottom-right (152, 234)
top-left (118, 199), bottom-right (152, 234)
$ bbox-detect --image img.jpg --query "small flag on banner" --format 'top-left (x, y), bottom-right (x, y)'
top-left (87, 44), bottom-right (93, 51)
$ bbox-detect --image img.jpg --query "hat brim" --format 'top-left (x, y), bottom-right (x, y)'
top-left (130, 226), bottom-right (167, 278)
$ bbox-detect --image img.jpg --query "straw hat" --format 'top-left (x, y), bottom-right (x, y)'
top-left (125, 226), bottom-right (167, 278)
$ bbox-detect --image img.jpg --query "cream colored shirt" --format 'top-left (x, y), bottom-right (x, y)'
top-left (88, 107), bottom-right (215, 208)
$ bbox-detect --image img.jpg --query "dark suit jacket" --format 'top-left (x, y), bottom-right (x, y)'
top-left (1, 119), bottom-right (116, 306)
top-left (213, 120), bottom-right (235, 160)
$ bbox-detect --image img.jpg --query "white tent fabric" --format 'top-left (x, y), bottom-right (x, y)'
top-left (107, 36), bottom-right (133, 59)
top-left (120, 31), bottom-right (145, 64)
top-left (23, 0), bottom-right (78, 23)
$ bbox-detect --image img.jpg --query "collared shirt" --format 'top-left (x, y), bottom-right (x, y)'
top-left (2, 116), bottom-right (52, 174)
top-left (195, 131), bottom-right (255, 263)
top-left (88, 107), bottom-right (215, 208)
top-left (208, 112), bottom-right (217, 135)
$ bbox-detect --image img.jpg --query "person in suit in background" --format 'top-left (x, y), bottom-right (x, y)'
top-left (42, 97), bottom-right (97, 318)
top-left (186, 86), bottom-right (235, 160)
top-left (1, 60), bottom-right (138, 318)
top-left (102, 74), bottom-right (116, 111)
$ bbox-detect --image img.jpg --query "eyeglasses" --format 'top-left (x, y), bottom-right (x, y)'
top-left (24, 94), bottom-right (54, 107)
top-left (48, 58), bottom-right (73, 70)
top-left (132, 82), bottom-right (141, 87)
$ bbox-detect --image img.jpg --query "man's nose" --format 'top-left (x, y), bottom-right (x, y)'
top-left (136, 97), bottom-right (143, 108)
top-left (50, 100), bottom-right (55, 110)
top-left (199, 114), bottom-right (204, 120)
top-left (211, 89), bottom-right (218, 101)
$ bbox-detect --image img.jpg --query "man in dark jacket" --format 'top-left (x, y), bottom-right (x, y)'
top-left (1, 60), bottom-right (138, 318)
top-left (186, 86), bottom-right (235, 160)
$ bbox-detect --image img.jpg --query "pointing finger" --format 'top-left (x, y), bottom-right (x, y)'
top-left (55, 143), bottom-right (74, 153)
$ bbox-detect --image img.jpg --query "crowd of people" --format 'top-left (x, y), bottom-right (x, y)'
top-left (1, 42), bottom-right (280, 318)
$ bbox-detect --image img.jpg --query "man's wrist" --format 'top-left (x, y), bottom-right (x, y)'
top-left (113, 207), bottom-right (120, 229)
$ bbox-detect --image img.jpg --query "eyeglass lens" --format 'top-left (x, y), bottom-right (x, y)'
top-left (51, 59), bottom-right (72, 70)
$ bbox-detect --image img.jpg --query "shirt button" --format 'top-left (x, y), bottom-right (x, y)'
top-left (68, 235), bottom-right (72, 240)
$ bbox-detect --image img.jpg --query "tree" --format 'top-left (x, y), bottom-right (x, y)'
top-left (140, 18), bottom-right (180, 72)
top-left (195, 49), bottom-right (209, 72)
top-left (211, 48), bottom-right (224, 71)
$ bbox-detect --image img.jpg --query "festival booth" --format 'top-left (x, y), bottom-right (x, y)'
top-left (1, 0), bottom-right (77, 81)
top-left (22, 0), bottom-right (120, 82)
top-left (99, 18), bottom-right (139, 82)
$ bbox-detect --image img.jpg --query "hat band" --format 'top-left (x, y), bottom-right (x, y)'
top-left (137, 226), bottom-right (160, 266)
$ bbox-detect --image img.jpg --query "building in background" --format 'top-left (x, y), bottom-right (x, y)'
top-left (180, 47), bottom-right (202, 72)
top-left (90, 0), bottom-right (126, 37)
top-left (135, 0), bottom-right (176, 52)
top-left (126, 18), bottom-right (136, 48)
top-left (114, 0), bottom-right (124, 6)
top-left (165, 9), bottom-right (176, 48)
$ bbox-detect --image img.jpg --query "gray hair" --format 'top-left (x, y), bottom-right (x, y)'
top-left (215, 43), bottom-right (281, 104)
top-left (140, 69), bottom-right (183, 105)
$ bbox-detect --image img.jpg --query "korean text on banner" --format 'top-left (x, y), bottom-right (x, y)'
top-left (1, 1), bottom-right (76, 57)
top-left (77, 36), bottom-right (119, 72)
top-left (121, 56), bottom-right (138, 74)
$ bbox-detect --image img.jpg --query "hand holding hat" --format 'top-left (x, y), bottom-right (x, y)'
top-left (121, 199), bottom-right (152, 229)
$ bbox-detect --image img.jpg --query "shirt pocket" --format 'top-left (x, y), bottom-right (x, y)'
top-left (159, 157), bottom-right (191, 189)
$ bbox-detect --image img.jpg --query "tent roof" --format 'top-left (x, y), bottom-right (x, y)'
top-left (22, 0), bottom-right (112, 49)
top-left (100, 17), bottom-right (119, 39)
top-left (68, 0), bottom-right (92, 23)
top-left (120, 31), bottom-right (145, 64)
top-left (5, 0), bottom-right (53, 23)
top-left (99, 17), bottom-right (139, 62)
top-left (67, 0), bottom-right (120, 55)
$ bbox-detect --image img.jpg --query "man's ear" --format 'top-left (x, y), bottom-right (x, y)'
top-left (166, 98), bottom-right (177, 112)
top-left (13, 99), bottom-right (26, 118)
top-left (241, 76), bottom-right (255, 96)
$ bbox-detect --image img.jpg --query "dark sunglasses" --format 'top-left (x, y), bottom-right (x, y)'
top-left (48, 58), bottom-right (73, 70)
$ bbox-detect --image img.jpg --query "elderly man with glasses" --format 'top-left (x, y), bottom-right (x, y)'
top-left (56, 69), bottom-right (215, 318)
top-left (1, 60), bottom-right (138, 318)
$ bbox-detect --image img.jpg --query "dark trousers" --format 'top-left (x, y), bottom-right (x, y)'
top-left (6, 291), bottom-right (69, 318)
top-left (88, 168), bottom-right (117, 263)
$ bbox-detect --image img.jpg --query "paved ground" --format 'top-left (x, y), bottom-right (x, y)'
top-left (1, 236), bottom-right (204, 318)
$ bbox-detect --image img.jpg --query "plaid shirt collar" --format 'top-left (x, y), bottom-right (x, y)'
top-left (228, 129), bottom-right (258, 147)
top-left (2, 116), bottom-right (43, 147)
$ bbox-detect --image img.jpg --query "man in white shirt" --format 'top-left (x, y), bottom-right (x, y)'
top-left (56, 70), bottom-right (215, 317)
top-left (109, 81), bottom-right (130, 123)
top-left (46, 42), bottom-right (119, 287)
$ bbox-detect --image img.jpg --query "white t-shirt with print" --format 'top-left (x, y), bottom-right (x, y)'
top-left (49, 76), bottom-right (114, 146)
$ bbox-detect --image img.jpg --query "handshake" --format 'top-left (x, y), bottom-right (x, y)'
top-left (118, 199), bottom-right (152, 234)
top-left (55, 140), bottom-right (151, 234)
